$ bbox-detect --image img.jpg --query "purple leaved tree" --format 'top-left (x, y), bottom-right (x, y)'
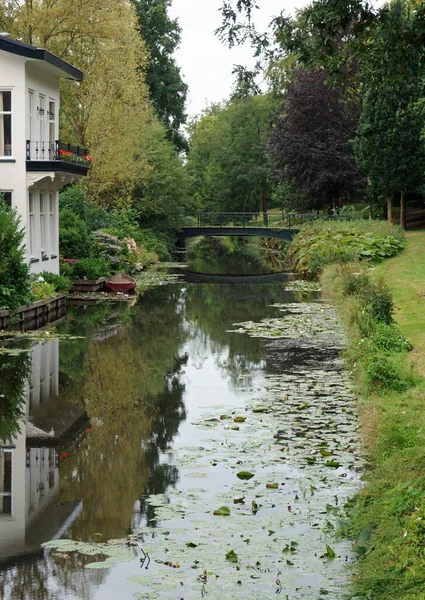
top-left (268, 69), bottom-right (365, 211)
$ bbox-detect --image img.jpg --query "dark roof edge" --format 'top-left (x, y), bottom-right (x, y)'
top-left (0, 35), bottom-right (83, 81)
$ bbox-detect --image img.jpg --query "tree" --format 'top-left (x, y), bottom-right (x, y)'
top-left (354, 0), bottom-right (425, 227)
top-left (0, 198), bottom-right (31, 310)
top-left (133, 117), bottom-right (190, 230)
top-left (0, 0), bottom-right (160, 207)
top-left (268, 69), bottom-right (364, 211)
top-left (132, 0), bottom-right (188, 151)
top-left (187, 95), bottom-right (274, 215)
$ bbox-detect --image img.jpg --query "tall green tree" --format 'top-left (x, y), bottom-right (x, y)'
top-left (354, 0), bottom-right (425, 227)
top-left (132, 0), bottom-right (188, 151)
top-left (187, 95), bottom-right (274, 216)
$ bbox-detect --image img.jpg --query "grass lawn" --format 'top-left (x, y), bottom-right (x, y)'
top-left (373, 231), bottom-right (425, 376)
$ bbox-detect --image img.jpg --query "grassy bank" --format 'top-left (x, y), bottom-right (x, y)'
top-left (319, 232), bottom-right (425, 599)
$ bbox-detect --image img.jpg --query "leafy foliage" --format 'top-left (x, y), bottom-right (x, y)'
top-left (0, 351), bottom-right (31, 444)
top-left (288, 220), bottom-right (405, 279)
top-left (59, 209), bottom-right (90, 259)
top-left (71, 258), bottom-right (111, 280)
top-left (31, 281), bottom-right (57, 301)
top-left (187, 95), bottom-right (274, 213)
top-left (354, 1), bottom-right (425, 221)
top-left (268, 69), bottom-right (364, 210)
top-left (40, 272), bottom-right (72, 293)
top-left (0, 199), bottom-right (31, 310)
top-left (132, 0), bottom-right (188, 151)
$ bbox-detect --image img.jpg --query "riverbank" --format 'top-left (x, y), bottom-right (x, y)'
top-left (320, 231), bottom-right (425, 599)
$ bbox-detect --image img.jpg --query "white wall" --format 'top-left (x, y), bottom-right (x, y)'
top-left (0, 51), bottom-right (69, 275)
top-left (0, 51), bottom-right (28, 240)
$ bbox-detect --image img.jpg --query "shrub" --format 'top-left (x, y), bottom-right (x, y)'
top-left (371, 323), bottom-right (412, 354)
top-left (60, 185), bottom-right (108, 233)
top-left (60, 261), bottom-right (76, 279)
top-left (288, 220), bottom-right (405, 279)
top-left (0, 198), bottom-right (32, 310)
top-left (40, 271), bottom-right (71, 293)
top-left (72, 258), bottom-right (110, 280)
top-left (365, 354), bottom-right (416, 392)
top-left (32, 281), bottom-right (56, 300)
top-left (91, 230), bottom-right (126, 272)
top-left (59, 209), bottom-right (90, 259)
top-left (136, 229), bottom-right (172, 261)
top-left (360, 281), bottom-right (394, 325)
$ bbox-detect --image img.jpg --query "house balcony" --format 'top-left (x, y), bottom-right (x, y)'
top-left (26, 140), bottom-right (92, 177)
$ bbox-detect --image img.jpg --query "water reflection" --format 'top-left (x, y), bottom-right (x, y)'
top-left (0, 341), bottom-right (83, 565)
top-left (0, 280), bottom-right (299, 599)
top-left (186, 236), bottom-right (286, 275)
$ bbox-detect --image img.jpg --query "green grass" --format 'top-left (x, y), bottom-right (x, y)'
top-left (319, 234), bottom-right (425, 599)
top-left (373, 231), bottom-right (425, 376)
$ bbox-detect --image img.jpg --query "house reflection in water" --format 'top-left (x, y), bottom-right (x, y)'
top-left (0, 341), bottom-right (84, 564)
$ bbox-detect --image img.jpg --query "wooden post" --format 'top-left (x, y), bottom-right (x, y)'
top-left (400, 191), bottom-right (406, 230)
top-left (387, 193), bottom-right (393, 224)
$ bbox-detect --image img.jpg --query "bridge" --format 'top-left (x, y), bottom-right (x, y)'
top-left (179, 212), bottom-right (299, 242)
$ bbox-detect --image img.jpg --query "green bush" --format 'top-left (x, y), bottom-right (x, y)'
top-left (136, 229), bottom-right (172, 261)
top-left (32, 281), bottom-right (56, 300)
top-left (371, 323), bottom-right (412, 354)
top-left (360, 281), bottom-right (394, 325)
top-left (72, 258), bottom-right (110, 280)
top-left (40, 271), bottom-right (71, 293)
top-left (288, 220), bottom-right (405, 279)
top-left (60, 261), bottom-right (76, 279)
top-left (0, 198), bottom-right (32, 310)
top-left (365, 353), bottom-right (416, 392)
top-left (60, 185), bottom-right (108, 233)
top-left (59, 209), bottom-right (90, 259)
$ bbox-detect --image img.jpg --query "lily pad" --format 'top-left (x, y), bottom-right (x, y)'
top-left (236, 471), bottom-right (254, 481)
top-left (225, 549), bottom-right (239, 563)
top-left (213, 506), bottom-right (231, 516)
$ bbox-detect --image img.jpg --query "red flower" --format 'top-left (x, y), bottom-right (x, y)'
top-left (62, 258), bottom-right (79, 264)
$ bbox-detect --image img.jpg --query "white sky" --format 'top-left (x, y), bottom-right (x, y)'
top-left (169, 0), bottom-right (305, 117)
top-left (169, 0), bottom-right (384, 118)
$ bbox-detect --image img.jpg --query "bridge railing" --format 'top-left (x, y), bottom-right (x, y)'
top-left (182, 212), bottom-right (360, 230)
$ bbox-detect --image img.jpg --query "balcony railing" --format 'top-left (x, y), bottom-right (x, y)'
top-left (26, 140), bottom-right (91, 165)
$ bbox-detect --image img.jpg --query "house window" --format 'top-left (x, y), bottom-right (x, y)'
top-left (0, 91), bottom-right (12, 157)
top-left (38, 95), bottom-right (45, 143)
top-left (40, 193), bottom-right (47, 255)
top-left (48, 101), bottom-right (56, 158)
top-left (49, 193), bottom-right (56, 255)
top-left (0, 191), bottom-right (12, 208)
top-left (28, 90), bottom-right (34, 142)
top-left (0, 450), bottom-right (12, 516)
top-left (29, 192), bottom-right (35, 256)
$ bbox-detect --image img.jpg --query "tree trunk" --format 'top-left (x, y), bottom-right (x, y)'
top-left (387, 194), bottom-right (393, 224)
top-left (400, 191), bottom-right (406, 230)
top-left (262, 190), bottom-right (268, 227)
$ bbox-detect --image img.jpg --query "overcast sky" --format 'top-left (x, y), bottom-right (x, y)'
top-left (169, 0), bottom-right (384, 118)
top-left (169, 0), bottom-right (306, 117)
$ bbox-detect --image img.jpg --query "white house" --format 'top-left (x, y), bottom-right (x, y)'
top-left (0, 34), bottom-right (90, 275)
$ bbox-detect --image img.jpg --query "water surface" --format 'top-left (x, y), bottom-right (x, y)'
top-left (0, 279), bottom-right (359, 599)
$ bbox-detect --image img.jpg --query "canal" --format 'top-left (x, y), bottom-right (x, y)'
top-left (0, 254), bottom-right (361, 599)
